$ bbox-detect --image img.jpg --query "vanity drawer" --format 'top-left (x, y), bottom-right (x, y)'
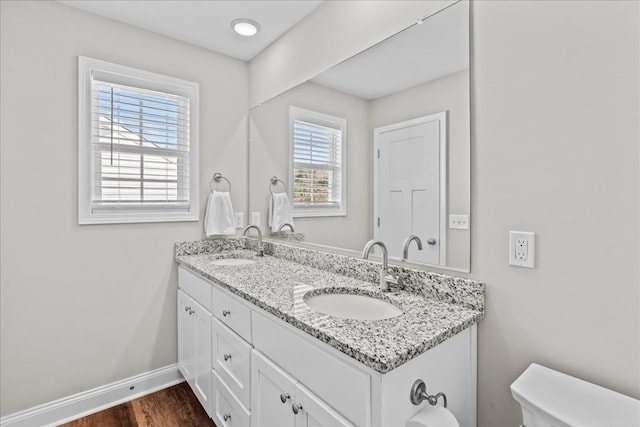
top-left (178, 266), bottom-right (212, 311)
top-left (252, 311), bottom-right (370, 427)
top-left (212, 318), bottom-right (252, 409)
top-left (213, 286), bottom-right (252, 342)
top-left (212, 370), bottom-right (251, 427)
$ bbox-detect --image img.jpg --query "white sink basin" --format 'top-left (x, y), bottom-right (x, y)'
top-left (304, 292), bottom-right (402, 321)
top-left (211, 258), bottom-right (256, 266)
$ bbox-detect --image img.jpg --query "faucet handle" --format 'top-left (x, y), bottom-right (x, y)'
top-left (386, 272), bottom-right (403, 287)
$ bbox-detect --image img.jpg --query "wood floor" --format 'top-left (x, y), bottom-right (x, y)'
top-left (59, 382), bottom-right (217, 427)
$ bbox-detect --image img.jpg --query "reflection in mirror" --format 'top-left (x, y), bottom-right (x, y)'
top-left (249, 1), bottom-right (470, 272)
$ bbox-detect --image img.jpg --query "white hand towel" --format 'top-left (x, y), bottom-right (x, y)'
top-left (269, 192), bottom-right (294, 232)
top-left (204, 191), bottom-right (235, 236)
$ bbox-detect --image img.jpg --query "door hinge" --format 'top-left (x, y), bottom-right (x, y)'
top-left (377, 149), bottom-right (380, 159)
top-left (377, 217), bottom-right (380, 227)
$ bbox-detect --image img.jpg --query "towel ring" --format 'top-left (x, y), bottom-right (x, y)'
top-left (210, 172), bottom-right (232, 192)
top-left (270, 176), bottom-right (287, 195)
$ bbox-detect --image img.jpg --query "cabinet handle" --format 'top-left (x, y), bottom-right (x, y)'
top-left (427, 238), bottom-right (437, 245)
top-left (222, 309), bottom-right (231, 317)
top-left (189, 309), bottom-right (195, 315)
top-left (184, 306), bottom-right (191, 312)
top-left (292, 403), bottom-right (303, 414)
top-left (280, 393), bottom-right (290, 403)
top-left (223, 353), bottom-right (232, 361)
top-left (223, 413), bottom-right (231, 422)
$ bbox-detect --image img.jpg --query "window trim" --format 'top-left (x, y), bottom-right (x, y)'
top-left (78, 56), bottom-right (199, 224)
top-left (289, 106), bottom-right (347, 218)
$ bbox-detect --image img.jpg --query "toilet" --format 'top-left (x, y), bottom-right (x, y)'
top-left (511, 363), bottom-right (640, 427)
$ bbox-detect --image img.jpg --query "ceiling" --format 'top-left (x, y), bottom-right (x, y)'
top-left (57, 0), bottom-right (323, 61)
top-left (311, 1), bottom-right (468, 100)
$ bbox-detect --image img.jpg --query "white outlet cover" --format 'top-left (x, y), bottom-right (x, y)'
top-left (509, 231), bottom-right (535, 268)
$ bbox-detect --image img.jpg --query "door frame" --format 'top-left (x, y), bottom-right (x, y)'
top-left (373, 112), bottom-right (447, 266)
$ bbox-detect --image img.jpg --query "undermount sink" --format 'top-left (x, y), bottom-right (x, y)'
top-left (210, 258), bottom-right (256, 266)
top-left (303, 291), bottom-right (403, 321)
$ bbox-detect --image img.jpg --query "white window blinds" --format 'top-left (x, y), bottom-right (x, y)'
top-left (290, 108), bottom-right (346, 216)
top-left (78, 56), bottom-right (199, 224)
top-left (91, 81), bottom-right (190, 212)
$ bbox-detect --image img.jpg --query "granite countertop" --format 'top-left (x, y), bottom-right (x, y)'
top-left (175, 248), bottom-right (483, 374)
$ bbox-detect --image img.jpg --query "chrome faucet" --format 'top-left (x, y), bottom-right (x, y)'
top-left (402, 235), bottom-right (423, 260)
top-left (243, 225), bottom-right (264, 256)
top-left (278, 223), bottom-right (294, 232)
top-left (362, 240), bottom-right (402, 291)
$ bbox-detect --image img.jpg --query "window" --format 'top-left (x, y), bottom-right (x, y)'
top-left (78, 56), bottom-right (199, 224)
top-left (290, 107), bottom-right (346, 217)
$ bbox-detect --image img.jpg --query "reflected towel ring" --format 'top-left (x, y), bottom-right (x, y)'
top-left (270, 176), bottom-right (288, 195)
top-left (210, 172), bottom-right (232, 192)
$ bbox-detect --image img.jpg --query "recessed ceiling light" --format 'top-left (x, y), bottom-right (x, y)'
top-left (231, 18), bottom-right (260, 37)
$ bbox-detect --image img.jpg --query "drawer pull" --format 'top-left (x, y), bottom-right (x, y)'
top-left (222, 309), bottom-right (231, 317)
top-left (223, 353), bottom-right (232, 361)
top-left (280, 393), bottom-right (290, 403)
top-left (292, 403), bottom-right (303, 414)
top-left (223, 413), bottom-right (231, 422)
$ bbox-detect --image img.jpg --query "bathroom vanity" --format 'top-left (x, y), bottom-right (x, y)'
top-left (175, 239), bottom-right (484, 427)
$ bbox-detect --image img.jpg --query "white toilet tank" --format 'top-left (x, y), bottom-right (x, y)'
top-left (511, 363), bottom-right (640, 427)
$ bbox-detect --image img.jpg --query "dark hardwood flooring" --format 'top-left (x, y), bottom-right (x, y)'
top-left (59, 382), bottom-right (216, 427)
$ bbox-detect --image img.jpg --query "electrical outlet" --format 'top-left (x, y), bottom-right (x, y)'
top-left (509, 231), bottom-right (535, 268)
top-left (449, 214), bottom-right (469, 230)
top-left (251, 211), bottom-right (260, 226)
top-left (234, 212), bottom-right (246, 229)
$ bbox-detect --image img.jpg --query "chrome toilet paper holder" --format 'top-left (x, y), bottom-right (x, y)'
top-left (410, 379), bottom-right (448, 408)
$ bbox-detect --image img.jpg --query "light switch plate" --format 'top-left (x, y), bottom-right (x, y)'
top-left (449, 214), bottom-right (469, 230)
top-left (509, 231), bottom-right (535, 268)
top-left (251, 211), bottom-right (260, 226)
top-left (234, 212), bottom-right (246, 229)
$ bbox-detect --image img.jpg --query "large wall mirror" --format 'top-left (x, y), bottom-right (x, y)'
top-left (249, 1), bottom-right (470, 272)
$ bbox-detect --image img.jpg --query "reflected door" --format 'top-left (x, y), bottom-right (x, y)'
top-left (374, 113), bottom-right (446, 265)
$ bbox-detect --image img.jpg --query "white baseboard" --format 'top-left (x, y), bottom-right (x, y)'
top-left (1, 364), bottom-right (184, 427)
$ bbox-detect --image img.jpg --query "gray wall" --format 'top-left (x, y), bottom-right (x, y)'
top-left (472, 1), bottom-right (639, 424)
top-left (250, 1), bottom-right (640, 426)
top-left (0, 1), bottom-right (248, 416)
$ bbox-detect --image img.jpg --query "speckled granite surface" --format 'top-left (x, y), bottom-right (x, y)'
top-left (175, 240), bottom-right (484, 374)
top-left (267, 232), bottom-right (305, 242)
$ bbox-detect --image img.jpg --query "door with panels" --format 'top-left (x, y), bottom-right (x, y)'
top-left (374, 112), bottom-right (447, 266)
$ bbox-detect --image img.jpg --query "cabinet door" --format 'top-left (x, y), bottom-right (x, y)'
top-left (178, 290), bottom-right (195, 383)
top-left (251, 350), bottom-right (296, 427)
top-left (193, 297), bottom-right (212, 417)
top-left (178, 289), bottom-right (212, 417)
top-left (294, 383), bottom-right (354, 427)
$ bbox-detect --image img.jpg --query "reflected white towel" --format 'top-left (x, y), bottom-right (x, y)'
top-left (269, 192), bottom-right (294, 232)
top-left (204, 191), bottom-right (235, 236)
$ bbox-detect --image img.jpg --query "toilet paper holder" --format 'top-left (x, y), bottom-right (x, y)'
top-left (410, 379), bottom-right (448, 408)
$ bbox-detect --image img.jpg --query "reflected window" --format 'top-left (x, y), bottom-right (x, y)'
top-left (290, 107), bottom-right (346, 217)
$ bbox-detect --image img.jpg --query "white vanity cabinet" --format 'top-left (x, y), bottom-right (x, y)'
top-left (177, 265), bottom-right (477, 427)
top-left (177, 286), bottom-right (212, 417)
top-left (251, 350), bottom-right (353, 427)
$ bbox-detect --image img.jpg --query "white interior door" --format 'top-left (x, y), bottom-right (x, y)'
top-left (374, 113), bottom-right (446, 265)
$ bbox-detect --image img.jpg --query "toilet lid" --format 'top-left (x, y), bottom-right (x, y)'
top-left (511, 364), bottom-right (640, 426)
